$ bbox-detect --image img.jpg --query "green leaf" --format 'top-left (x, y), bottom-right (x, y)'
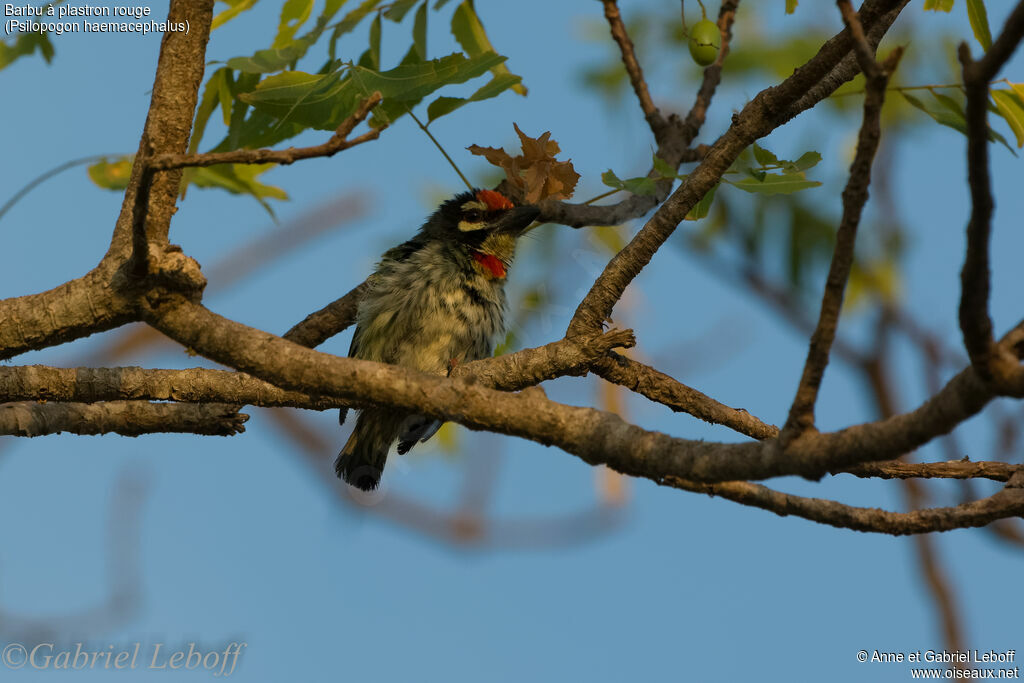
top-left (922, 0), bottom-right (954, 11)
top-left (902, 91), bottom-right (968, 133)
top-left (601, 170), bottom-right (657, 196)
top-left (783, 151), bottom-right (822, 173)
top-left (413, 1), bottom-right (428, 59)
top-left (330, 0), bottom-right (385, 60)
top-left (274, 0), bottom-right (315, 48)
top-left (384, 0), bottom-right (420, 21)
top-left (652, 155), bottom-right (679, 180)
top-left (903, 91), bottom-right (1014, 151)
top-left (224, 71), bottom-right (260, 148)
top-left (357, 12), bottom-right (382, 70)
top-left (0, 30), bottom-right (54, 70)
top-left (1011, 82), bottom-right (1024, 104)
top-left (217, 70), bottom-right (234, 125)
top-left (785, 0), bottom-right (798, 14)
top-left (685, 184), bottom-right (717, 221)
top-left (966, 0), bottom-right (992, 50)
top-left (212, 0), bottom-right (260, 30)
top-left (229, 0), bottom-right (348, 73)
top-left (215, 109), bottom-right (308, 153)
top-left (752, 142), bottom-right (778, 166)
top-left (426, 73), bottom-right (522, 122)
top-left (240, 70), bottom-right (359, 130)
top-left (991, 89), bottom-right (1024, 147)
top-left (87, 157), bottom-right (133, 191)
top-left (929, 89), bottom-right (967, 117)
top-left (227, 40), bottom-right (315, 74)
top-left (242, 52), bottom-right (505, 131)
top-left (590, 226), bottom-right (627, 254)
top-left (434, 0), bottom-right (455, 9)
top-left (352, 51), bottom-right (505, 102)
top-left (725, 146), bottom-right (755, 175)
top-left (725, 173), bottom-right (822, 195)
top-left (189, 67), bottom-right (232, 154)
top-left (186, 164), bottom-right (288, 216)
top-left (451, 1), bottom-right (526, 95)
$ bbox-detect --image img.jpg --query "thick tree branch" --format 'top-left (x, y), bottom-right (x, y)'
top-left (0, 401), bottom-right (246, 437)
top-left (0, 0), bottom-right (215, 361)
top-left (0, 270), bottom-right (139, 362)
top-left (135, 293), bottom-right (1018, 491)
top-left (125, 0), bottom-right (215, 261)
top-left (0, 330), bottom-right (634, 410)
top-left (0, 366), bottom-right (341, 410)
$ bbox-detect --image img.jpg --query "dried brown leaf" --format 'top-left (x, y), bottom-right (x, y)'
top-left (468, 123), bottom-right (579, 202)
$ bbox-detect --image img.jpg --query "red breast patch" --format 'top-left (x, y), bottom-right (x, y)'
top-left (475, 189), bottom-right (514, 211)
top-left (472, 251), bottom-right (507, 278)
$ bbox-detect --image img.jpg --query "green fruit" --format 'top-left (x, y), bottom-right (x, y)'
top-left (688, 19), bottom-right (720, 66)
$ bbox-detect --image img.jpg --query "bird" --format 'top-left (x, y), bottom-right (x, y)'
top-left (335, 188), bottom-right (540, 491)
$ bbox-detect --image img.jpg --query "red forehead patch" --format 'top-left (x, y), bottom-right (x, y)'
top-left (476, 189), bottom-right (514, 211)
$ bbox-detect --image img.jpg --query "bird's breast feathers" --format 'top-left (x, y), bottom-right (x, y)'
top-left (353, 242), bottom-right (507, 372)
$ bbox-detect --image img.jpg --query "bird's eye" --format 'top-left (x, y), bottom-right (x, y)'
top-left (464, 210), bottom-right (484, 222)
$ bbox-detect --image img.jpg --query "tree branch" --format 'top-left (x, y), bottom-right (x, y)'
top-left (534, 1), bottom-right (736, 230)
top-left (591, 352), bottom-right (779, 441)
top-left (135, 290), bottom-right (1019, 493)
top-left (566, 0), bottom-right (908, 337)
top-left (147, 93), bottom-right (384, 171)
top-left (957, 1), bottom-right (1024, 393)
top-left (665, 471), bottom-right (1024, 535)
top-left (600, 0), bottom-right (666, 135)
top-left (282, 281), bottom-right (370, 348)
top-left (0, 0), bottom-right (216, 361)
top-left (840, 459), bottom-right (1021, 482)
top-left (678, 0), bottom-right (740, 145)
top-left (0, 401), bottom-right (246, 437)
top-left (0, 330), bottom-right (634, 411)
top-left (783, 14), bottom-right (902, 436)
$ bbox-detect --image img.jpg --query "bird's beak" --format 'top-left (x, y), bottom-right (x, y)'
top-left (493, 205), bottom-right (540, 235)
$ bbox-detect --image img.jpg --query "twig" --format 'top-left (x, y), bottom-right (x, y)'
top-left (782, 8), bottom-right (902, 436)
top-left (840, 459), bottom-right (1020, 482)
top-left (591, 352), bottom-right (779, 441)
top-left (147, 93), bottom-right (385, 171)
top-left (283, 281), bottom-right (370, 348)
top-left (601, 0), bottom-right (666, 134)
top-left (957, 2), bottom-right (1024, 392)
top-left (565, 0), bottom-right (906, 338)
top-left (678, 0), bottom-right (739, 146)
top-left (664, 471), bottom-right (1024, 535)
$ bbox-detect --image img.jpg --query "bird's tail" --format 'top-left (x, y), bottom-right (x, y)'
top-left (335, 409), bottom-right (403, 491)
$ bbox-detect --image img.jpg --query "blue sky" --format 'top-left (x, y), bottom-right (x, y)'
top-left (1, 1), bottom-right (1023, 681)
